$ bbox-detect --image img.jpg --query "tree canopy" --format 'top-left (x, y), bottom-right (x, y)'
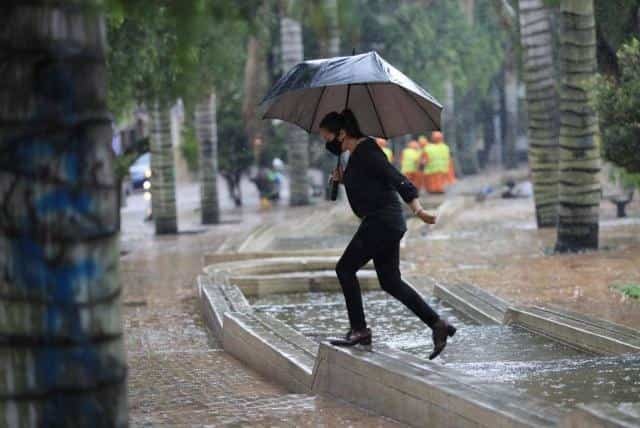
top-left (593, 38), bottom-right (640, 174)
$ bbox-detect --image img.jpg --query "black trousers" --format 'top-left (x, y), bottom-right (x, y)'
top-left (335, 220), bottom-right (440, 331)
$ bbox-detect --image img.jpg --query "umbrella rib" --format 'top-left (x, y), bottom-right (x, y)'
top-left (365, 84), bottom-right (387, 138)
top-left (309, 86), bottom-right (327, 131)
top-left (400, 87), bottom-right (440, 131)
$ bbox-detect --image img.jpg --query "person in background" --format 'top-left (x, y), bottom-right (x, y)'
top-left (417, 135), bottom-right (430, 192)
top-left (422, 131), bottom-right (451, 194)
top-left (432, 131), bottom-right (456, 186)
top-left (400, 140), bottom-right (421, 188)
top-left (376, 138), bottom-right (393, 163)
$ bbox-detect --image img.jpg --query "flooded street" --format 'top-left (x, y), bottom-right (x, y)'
top-left (253, 289), bottom-right (640, 410)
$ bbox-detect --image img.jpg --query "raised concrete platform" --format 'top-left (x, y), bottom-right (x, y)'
top-left (562, 403), bottom-right (640, 428)
top-left (229, 270), bottom-right (380, 296)
top-left (203, 249), bottom-right (342, 265)
top-left (203, 256), bottom-right (414, 297)
top-left (198, 258), bottom-right (640, 428)
top-left (433, 282), bottom-right (510, 325)
top-left (223, 311), bottom-right (318, 394)
top-left (197, 275), bottom-right (252, 337)
top-left (505, 306), bottom-right (640, 355)
top-left (312, 342), bottom-right (566, 428)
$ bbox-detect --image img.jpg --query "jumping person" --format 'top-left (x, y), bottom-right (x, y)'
top-left (319, 109), bottom-right (456, 360)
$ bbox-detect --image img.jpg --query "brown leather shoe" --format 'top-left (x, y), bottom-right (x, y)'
top-left (329, 327), bottom-right (372, 347)
top-left (429, 319), bottom-right (456, 360)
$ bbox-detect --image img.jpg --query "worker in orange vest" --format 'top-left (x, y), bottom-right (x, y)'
top-left (417, 135), bottom-right (430, 192)
top-left (422, 131), bottom-right (451, 193)
top-left (400, 140), bottom-right (421, 187)
top-left (432, 131), bottom-right (456, 186)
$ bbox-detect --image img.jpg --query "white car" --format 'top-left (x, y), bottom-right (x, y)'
top-left (129, 152), bottom-right (151, 190)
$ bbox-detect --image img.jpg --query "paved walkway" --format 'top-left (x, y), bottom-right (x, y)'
top-left (404, 190), bottom-right (640, 329)
top-left (120, 188), bottom-right (402, 426)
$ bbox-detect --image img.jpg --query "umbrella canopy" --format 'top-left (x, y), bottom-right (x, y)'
top-left (260, 51), bottom-right (443, 139)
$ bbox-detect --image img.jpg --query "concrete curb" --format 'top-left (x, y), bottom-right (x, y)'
top-left (505, 306), bottom-right (640, 355)
top-left (561, 403), bottom-right (640, 428)
top-left (223, 312), bottom-right (317, 394)
top-left (433, 282), bottom-right (510, 325)
top-left (312, 342), bottom-right (565, 428)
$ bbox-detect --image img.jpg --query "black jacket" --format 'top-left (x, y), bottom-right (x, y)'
top-left (342, 137), bottom-right (418, 232)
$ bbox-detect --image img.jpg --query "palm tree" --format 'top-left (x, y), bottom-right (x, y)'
top-left (280, 2), bottom-right (310, 206)
top-left (150, 99), bottom-right (178, 234)
top-left (491, 0), bottom-right (519, 170)
top-left (195, 93), bottom-right (221, 224)
top-left (0, 3), bottom-right (127, 425)
top-left (555, 0), bottom-right (601, 252)
top-left (518, 0), bottom-right (560, 228)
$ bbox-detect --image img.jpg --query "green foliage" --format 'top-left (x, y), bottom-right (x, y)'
top-left (180, 124), bottom-right (200, 173)
top-left (217, 95), bottom-right (254, 177)
top-left (593, 38), bottom-right (640, 173)
top-left (106, 0), bottom-right (256, 182)
top-left (617, 284), bottom-right (640, 299)
top-left (340, 1), bottom-right (504, 102)
top-left (595, 0), bottom-right (640, 53)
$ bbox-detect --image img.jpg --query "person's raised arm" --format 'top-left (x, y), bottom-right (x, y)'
top-left (364, 142), bottom-right (436, 224)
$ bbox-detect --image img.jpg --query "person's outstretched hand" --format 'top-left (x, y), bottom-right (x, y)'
top-left (417, 210), bottom-right (436, 225)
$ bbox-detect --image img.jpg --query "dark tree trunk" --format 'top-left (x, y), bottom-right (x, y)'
top-left (0, 3), bottom-right (127, 426)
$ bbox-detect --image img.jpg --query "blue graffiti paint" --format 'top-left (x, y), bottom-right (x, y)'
top-left (11, 236), bottom-right (98, 307)
top-left (5, 44), bottom-right (117, 424)
top-left (65, 152), bottom-right (79, 182)
top-left (36, 189), bottom-right (91, 217)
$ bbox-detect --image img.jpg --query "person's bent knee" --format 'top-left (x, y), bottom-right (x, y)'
top-left (377, 272), bottom-right (404, 295)
top-left (335, 259), bottom-right (355, 280)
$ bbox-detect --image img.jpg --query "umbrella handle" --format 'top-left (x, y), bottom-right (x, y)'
top-left (330, 156), bottom-right (341, 201)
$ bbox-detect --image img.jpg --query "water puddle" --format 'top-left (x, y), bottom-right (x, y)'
top-left (252, 290), bottom-right (640, 409)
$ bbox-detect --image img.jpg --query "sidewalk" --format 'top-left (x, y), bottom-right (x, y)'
top-left (404, 191), bottom-right (640, 329)
top-left (120, 184), bottom-right (402, 426)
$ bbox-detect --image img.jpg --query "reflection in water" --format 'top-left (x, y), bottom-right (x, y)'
top-left (252, 290), bottom-right (475, 341)
top-left (253, 290), bottom-right (640, 409)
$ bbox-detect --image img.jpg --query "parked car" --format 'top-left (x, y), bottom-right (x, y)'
top-left (129, 152), bottom-right (151, 190)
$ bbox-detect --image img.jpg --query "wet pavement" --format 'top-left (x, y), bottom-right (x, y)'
top-left (121, 187), bottom-right (403, 426)
top-left (122, 171), bottom-right (640, 426)
top-left (404, 195), bottom-right (640, 330)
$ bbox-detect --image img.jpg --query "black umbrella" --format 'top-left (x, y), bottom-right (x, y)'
top-left (260, 51), bottom-right (443, 138)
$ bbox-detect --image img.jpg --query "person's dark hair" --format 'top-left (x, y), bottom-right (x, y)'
top-left (319, 109), bottom-right (365, 138)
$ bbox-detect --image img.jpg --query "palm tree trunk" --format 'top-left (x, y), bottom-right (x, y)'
top-left (443, 79), bottom-right (463, 175)
top-left (150, 99), bottom-right (178, 234)
top-left (555, 0), bottom-right (601, 252)
top-left (519, 0), bottom-right (560, 228)
top-left (280, 14), bottom-right (310, 206)
top-left (195, 92), bottom-right (220, 224)
top-left (503, 42), bottom-right (519, 169)
top-left (243, 36), bottom-right (267, 154)
top-left (0, 3), bottom-right (127, 426)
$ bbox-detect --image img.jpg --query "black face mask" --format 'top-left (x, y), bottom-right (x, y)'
top-left (325, 137), bottom-right (342, 156)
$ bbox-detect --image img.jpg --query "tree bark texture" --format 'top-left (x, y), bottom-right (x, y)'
top-left (519, 0), bottom-right (560, 227)
top-left (555, 0), bottom-right (601, 252)
top-left (0, 3), bottom-right (127, 426)
top-left (150, 99), bottom-right (178, 234)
